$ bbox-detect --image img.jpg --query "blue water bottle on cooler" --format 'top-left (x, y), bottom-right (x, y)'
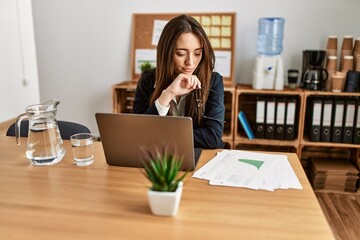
top-left (256, 18), bottom-right (285, 56)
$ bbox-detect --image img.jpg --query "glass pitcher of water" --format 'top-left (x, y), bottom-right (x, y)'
top-left (15, 100), bottom-right (65, 165)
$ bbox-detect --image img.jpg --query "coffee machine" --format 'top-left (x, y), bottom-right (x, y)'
top-left (301, 50), bottom-right (328, 91)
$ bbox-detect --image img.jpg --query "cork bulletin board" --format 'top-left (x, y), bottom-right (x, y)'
top-left (130, 12), bottom-right (236, 86)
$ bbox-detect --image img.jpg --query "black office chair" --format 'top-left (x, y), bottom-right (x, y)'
top-left (6, 120), bottom-right (91, 140)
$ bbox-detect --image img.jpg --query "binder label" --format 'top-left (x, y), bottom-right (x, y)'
top-left (286, 102), bottom-right (296, 125)
top-left (256, 101), bottom-right (265, 123)
top-left (313, 102), bottom-right (322, 125)
top-left (276, 102), bottom-right (286, 124)
top-left (345, 104), bottom-right (355, 127)
top-left (266, 101), bottom-right (275, 124)
top-left (322, 103), bottom-right (332, 127)
top-left (334, 104), bottom-right (344, 127)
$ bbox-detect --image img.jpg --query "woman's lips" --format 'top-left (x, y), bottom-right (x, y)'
top-left (182, 68), bottom-right (194, 74)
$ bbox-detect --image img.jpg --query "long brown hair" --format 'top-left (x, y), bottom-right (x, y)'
top-left (150, 15), bottom-right (215, 125)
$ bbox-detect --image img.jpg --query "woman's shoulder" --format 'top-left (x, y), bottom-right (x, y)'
top-left (210, 71), bottom-right (224, 87)
top-left (138, 69), bottom-right (156, 88)
top-left (211, 71), bottom-right (222, 79)
top-left (140, 68), bottom-right (156, 81)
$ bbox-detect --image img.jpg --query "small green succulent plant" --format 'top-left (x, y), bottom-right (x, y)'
top-left (140, 144), bottom-right (187, 192)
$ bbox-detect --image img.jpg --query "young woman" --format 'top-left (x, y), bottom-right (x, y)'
top-left (133, 15), bottom-right (225, 149)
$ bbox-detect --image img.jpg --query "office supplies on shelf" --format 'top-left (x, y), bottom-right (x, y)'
top-left (354, 100), bottom-right (360, 144)
top-left (275, 98), bottom-right (286, 140)
top-left (320, 99), bottom-right (333, 142)
top-left (255, 97), bottom-right (266, 138)
top-left (285, 98), bottom-right (296, 140)
top-left (310, 99), bottom-right (322, 142)
top-left (238, 111), bottom-right (254, 139)
top-left (265, 98), bottom-right (276, 139)
top-left (192, 149), bottom-right (302, 191)
top-left (331, 99), bottom-right (345, 143)
top-left (342, 100), bottom-right (356, 143)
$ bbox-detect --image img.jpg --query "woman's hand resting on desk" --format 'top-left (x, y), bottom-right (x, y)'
top-left (158, 74), bottom-right (201, 106)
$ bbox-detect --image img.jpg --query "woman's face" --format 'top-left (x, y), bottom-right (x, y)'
top-left (173, 32), bottom-right (202, 75)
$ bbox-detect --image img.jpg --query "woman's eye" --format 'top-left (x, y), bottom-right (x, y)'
top-left (176, 52), bottom-right (186, 57)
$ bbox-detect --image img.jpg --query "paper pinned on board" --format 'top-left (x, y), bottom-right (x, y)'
top-left (192, 150), bottom-right (302, 191)
top-left (213, 50), bottom-right (231, 78)
top-left (152, 20), bottom-right (168, 46)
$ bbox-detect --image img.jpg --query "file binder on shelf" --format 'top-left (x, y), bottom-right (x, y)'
top-left (320, 99), bottom-right (333, 142)
top-left (354, 100), bottom-right (360, 144)
top-left (265, 98), bottom-right (276, 139)
top-left (238, 111), bottom-right (254, 139)
top-left (310, 98), bottom-right (322, 142)
top-left (285, 98), bottom-right (297, 140)
top-left (331, 99), bottom-right (345, 143)
top-left (275, 98), bottom-right (286, 140)
top-left (342, 100), bottom-right (356, 144)
top-left (255, 97), bottom-right (266, 139)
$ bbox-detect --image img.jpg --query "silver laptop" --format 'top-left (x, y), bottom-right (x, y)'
top-left (95, 113), bottom-right (201, 171)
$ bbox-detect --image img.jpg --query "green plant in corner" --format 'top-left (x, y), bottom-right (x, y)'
top-left (140, 145), bottom-right (187, 192)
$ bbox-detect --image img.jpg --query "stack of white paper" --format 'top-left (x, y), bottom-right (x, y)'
top-left (192, 150), bottom-right (302, 191)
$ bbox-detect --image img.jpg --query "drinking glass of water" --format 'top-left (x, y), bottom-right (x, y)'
top-left (70, 133), bottom-right (94, 166)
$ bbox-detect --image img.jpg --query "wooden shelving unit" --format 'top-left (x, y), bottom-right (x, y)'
top-left (234, 85), bottom-right (304, 156)
top-left (112, 82), bottom-right (137, 113)
top-left (300, 90), bottom-right (360, 168)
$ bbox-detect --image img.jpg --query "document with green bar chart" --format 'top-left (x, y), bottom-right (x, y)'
top-left (192, 150), bottom-right (302, 191)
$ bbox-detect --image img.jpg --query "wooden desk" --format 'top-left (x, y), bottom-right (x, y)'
top-left (0, 136), bottom-right (334, 239)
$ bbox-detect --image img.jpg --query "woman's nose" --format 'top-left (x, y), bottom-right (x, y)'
top-left (185, 54), bottom-right (194, 65)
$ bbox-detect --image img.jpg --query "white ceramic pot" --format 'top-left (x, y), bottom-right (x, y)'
top-left (147, 181), bottom-right (183, 217)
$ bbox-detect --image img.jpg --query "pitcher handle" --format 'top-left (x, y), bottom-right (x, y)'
top-left (15, 113), bottom-right (28, 145)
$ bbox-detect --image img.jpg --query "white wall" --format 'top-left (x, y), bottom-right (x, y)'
top-left (31, 0), bottom-right (360, 136)
top-left (0, 0), bottom-right (40, 123)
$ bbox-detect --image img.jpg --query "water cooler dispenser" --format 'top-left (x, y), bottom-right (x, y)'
top-left (253, 18), bottom-right (285, 90)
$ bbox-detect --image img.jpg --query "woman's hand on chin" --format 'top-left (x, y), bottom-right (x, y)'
top-left (167, 73), bottom-right (201, 96)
